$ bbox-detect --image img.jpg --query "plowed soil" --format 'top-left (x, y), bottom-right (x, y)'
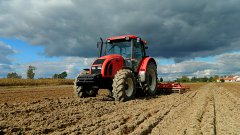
top-left (0, 83), bottom-right (240, 134)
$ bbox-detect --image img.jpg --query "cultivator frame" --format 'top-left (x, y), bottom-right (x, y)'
top-left (157, 82), bottom-right (190, 94)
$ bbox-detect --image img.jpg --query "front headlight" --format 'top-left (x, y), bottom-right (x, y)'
top-left (93, 66), bottom-right (102, 70)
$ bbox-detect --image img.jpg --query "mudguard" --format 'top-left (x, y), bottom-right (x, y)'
top-left (90, 54), bottom-right (124, 78)
top-left (137, 57), bottom-right (157, 82)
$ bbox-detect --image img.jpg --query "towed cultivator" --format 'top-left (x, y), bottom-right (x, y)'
top-left (157, 82), bottom-right (190, 94)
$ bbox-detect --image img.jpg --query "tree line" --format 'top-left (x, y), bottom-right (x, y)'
top-left (175, 75), bottom-right (221, 82)
top-left (6, 65), bottom-right (68, 79)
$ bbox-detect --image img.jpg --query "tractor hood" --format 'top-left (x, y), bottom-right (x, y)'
top-left (91, 54), bottom-right (124, 77)
top-left (99, 54), bottom-right (123, 61)
top-left (92, 54), bottom-right (123, 65)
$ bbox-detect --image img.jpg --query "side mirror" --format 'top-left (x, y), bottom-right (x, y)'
top-left (137, 38), bottom-right (141, 43)
top-left (98, 37), bottom-right (104, 57)
top-left (97, 42), bottom-right (101, 48)
top-left (97, 37), bottom-right (104, 48)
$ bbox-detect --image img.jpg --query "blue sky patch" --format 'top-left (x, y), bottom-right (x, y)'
top-left (0, 38), bottom-right (60, 64)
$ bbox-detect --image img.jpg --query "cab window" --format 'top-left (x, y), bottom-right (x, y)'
top-left (133, 40), bottom-right (144, 71)
top-left (133, 40), bottom-right (144, 59)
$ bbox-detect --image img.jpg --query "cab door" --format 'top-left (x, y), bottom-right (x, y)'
top-left (132, 39), bottom-right (145, 72)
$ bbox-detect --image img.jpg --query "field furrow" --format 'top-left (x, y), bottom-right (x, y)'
top-left (0, 83), bottom-right (240, 134)
top-left (214, 86), bottom-right (240, 134)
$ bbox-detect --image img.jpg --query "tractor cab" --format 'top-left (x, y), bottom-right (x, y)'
top-left (97, 35), bottom-right (148, 71)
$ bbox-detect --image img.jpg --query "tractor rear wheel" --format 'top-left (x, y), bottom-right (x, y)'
top-left (112, 69), bottom-right (136, 102)
top-left (145, 63), bottom-right (157, 95)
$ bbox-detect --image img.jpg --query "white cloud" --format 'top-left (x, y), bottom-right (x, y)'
top-left (158, 52), bottom-right (240, 80)
top-left (0, 42), bottom-right (16, 77)
top-left (0, 64), bottom-right (14, 78)
top-left (0, 42), bottom-right (16, 64)
top-left (13, 57), bottom-right (95, 78)
top-left (1, 52), bottom-right (240, 79)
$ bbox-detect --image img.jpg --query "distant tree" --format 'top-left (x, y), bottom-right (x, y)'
top-left (201, 76), bottom-right (209, 82)
top-left (176, 76), bottom-right (190, 82)
top-left (52, 74), bottom-right (59, 79)
top-left (208, 76), bottom-right (214, 82)
top-left (7, 72), bottom-right (22, 79)
top-left (213, 75), bottom-right (219, 82)
top-left (52, 71), bottom-right (68, 79)
top-left (191, 76), bottom-right (198, 82)
top-left (175, 78), bottom-right (180, 82)
top-left (159, 77), bottom-right (163, 82)
top-left (181, 76), bottom-right (190, 82)
top-left (220, 78), bottom-right (225, 83)
top-left (27, 65), bottom-right (36, 79)
top-left (58, 71), bottom-right (68, 79)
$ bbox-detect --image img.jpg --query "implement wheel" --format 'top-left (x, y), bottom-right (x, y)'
top-left (112, 69), bottom-right (136, 102)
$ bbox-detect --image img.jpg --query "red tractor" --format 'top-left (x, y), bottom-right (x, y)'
top-left (74, 35), bottom-right (157, 101)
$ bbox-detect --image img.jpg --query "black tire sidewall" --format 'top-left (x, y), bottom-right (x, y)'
top-left (146, 63), bottom-right (157, 95)
top-left (113, 69), bottom-right (136, 101)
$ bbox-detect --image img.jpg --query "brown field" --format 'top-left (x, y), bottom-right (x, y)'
top-left (0, 83), bottom-right (240, 134)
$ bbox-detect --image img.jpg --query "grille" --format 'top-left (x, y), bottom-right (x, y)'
top-left (91, 69), bottom-right (101, 74)
top-left (93, 59), bottom-right (105, 65)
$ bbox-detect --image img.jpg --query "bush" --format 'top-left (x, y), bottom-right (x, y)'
top-left (52, 71), bottom-right (68, 79)
top-left (7, 72), bottom-right (22, 79)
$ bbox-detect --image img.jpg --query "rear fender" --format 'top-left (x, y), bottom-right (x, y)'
top-left (137, 57), bottom-right (157, 82)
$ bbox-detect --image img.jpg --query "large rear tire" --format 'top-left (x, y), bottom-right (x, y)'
top-left (145, 63), bottom-right (157, 95)
top-left (112, 69), bottom-right (136, 102)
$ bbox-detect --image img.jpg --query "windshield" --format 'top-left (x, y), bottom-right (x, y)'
top-left (104, 41), bottom-right (131, 59)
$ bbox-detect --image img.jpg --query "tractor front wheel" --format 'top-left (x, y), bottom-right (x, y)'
top-left (113, 69), bottom-right (136, 102)
top-left (73, 79), bottom-right (97, 98)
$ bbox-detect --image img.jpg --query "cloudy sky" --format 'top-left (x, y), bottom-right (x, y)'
top-left (0, 0), bottom-right (240, 80)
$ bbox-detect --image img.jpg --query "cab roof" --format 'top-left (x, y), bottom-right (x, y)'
top-left (106, 34), bottom-right (147, 45)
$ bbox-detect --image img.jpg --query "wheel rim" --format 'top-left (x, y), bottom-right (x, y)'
top-left (125, 78), bottom-right (134, 97)
top-left (148, 69), bottom-right (156, 91)
top-left (76, 86), bottom-right (81, 93)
